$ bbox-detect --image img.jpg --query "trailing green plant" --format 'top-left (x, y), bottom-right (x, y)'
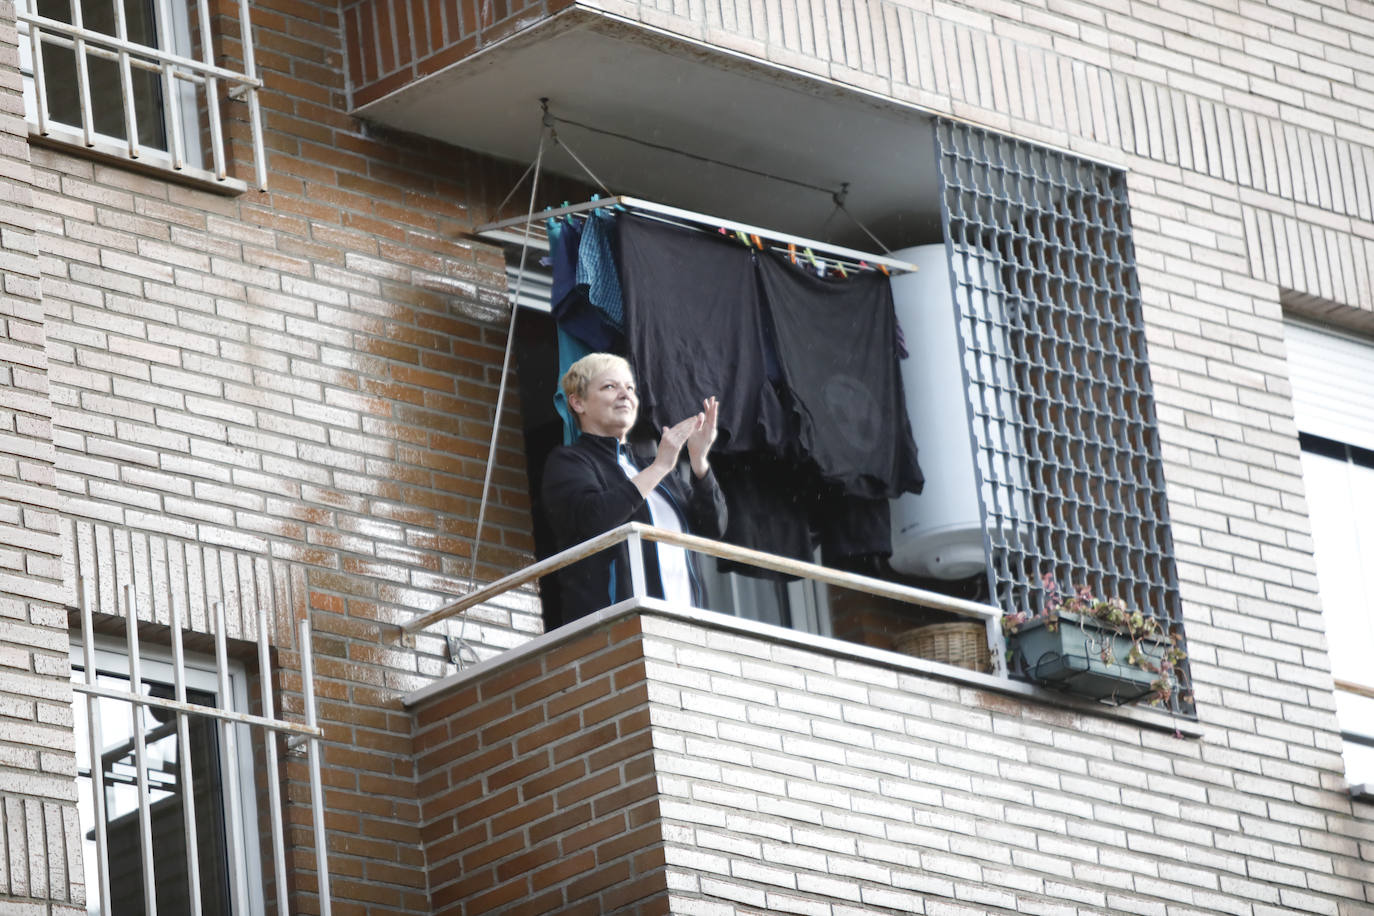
top-left (1002, 573), bottom-right (1188, 706)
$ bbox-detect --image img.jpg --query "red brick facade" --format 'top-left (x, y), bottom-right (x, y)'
top-left (341, 0), bottom-right (574, 107)
top-left (10, 0), bottom-right (554, 912)
top-left (414, 616), bottom-right (668, 915)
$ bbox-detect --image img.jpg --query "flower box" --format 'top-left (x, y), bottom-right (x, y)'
top-left (1009, 610), bottom-right (1171, 704)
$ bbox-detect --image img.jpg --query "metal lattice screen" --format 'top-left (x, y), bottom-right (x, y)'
top-left (933, 120), bottom-right (1185, 678)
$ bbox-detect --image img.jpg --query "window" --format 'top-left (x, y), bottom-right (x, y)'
top-left (16, 0), bottom-right (266, 188)
top-left (1286, 319), bottom-right (1374, 791)
top-left (72, 638), bottom-right (265, 916)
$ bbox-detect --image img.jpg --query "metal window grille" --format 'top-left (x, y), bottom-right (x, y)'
top-left (16, 0), bottom-right (266, 190)
top-left (71, 574), bottom-right (331, 915)
top-left (934, 120), bottom-right (1188, 706)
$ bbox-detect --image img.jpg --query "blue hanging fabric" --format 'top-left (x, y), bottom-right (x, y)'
top-left (553, 324), bottom-right (592, 445)
top-left (577, 211), bottom-right (625, 333)
top-left (548, 214), bottom-right (594, 444)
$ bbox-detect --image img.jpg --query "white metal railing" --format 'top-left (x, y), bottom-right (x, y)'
top-left (16, 0), bottom-right (266, 189)
top-left (74, 580), bottom-right (330, 916)
top-left (402, 522), bottom-right (1007, 677)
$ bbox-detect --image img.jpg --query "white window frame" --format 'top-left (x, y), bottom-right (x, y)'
top-left (71, 634), bottom-right (267, 916)
top-left (15, 0), bottom-right (266, 190)
top-left (1286, 318), bottom-right (1374, 795)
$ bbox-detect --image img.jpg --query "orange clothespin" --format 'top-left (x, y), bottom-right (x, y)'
top-left (788, 243), bottom-right (797, 264)
top-left (750, 233), bottom-right (763, 249)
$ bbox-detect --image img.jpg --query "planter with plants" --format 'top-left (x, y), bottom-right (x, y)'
top-left (1002, 574), bottom-right (1186, 706)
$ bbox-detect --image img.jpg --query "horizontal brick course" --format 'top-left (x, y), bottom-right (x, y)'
top-left (413, 618), bottom-right (668, 914)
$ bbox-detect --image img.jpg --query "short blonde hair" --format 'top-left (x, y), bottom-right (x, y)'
top-left (561, 353), bottom-right (632, 403)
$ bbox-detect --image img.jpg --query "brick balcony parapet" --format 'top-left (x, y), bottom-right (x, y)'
top-left (406, 603), bottom-right (1371, 915)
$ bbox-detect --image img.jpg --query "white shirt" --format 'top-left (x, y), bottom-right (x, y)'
top-left (617, 449), bottom-right (692, 605)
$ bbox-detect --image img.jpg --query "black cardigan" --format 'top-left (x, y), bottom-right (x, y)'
top-left (540, 433), bottom-right (727, 624)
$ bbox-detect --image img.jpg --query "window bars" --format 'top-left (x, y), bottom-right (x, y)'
top-left (73, 580), bottom-right (331, 915)
top-left (16, 0), bottom-right (266, 190)
top-left (933, 120), bottom-right (1188, 708)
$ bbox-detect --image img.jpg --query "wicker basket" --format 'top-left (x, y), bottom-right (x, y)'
top-left (893, 621), bottom-right (992, 673)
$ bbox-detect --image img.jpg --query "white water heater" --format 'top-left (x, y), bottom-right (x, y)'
top-left (889, 244), bottom-right (1026, 579)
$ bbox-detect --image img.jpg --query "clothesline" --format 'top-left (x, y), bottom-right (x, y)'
top-left (475, 195), bottom-right (920, 276)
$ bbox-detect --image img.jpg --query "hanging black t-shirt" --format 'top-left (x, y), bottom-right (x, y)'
top-left (756, 251), bottom-right (923, 500)
top-left (617, 214), bottom-right (789, 454)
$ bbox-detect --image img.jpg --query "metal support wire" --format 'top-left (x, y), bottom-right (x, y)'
top-left (540, 99), bottom-right (614, 198)
top-left (832, 183), bottom-right (892, 253)
top-left (467, 112), bottom-right (549, 594)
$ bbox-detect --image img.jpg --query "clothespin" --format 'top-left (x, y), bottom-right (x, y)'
top-left (836, 262), bottom-right (848, 278)
top-left (735, 230), bottom-right (751, 247)
top-left (877, 263), bottom-right (890, 276)
top-left (803, 248), bottom-right (819, 268)
top-left (750, 234), bottom-right (763, 249)
top-left (788, 243), bottom-right (797, 264)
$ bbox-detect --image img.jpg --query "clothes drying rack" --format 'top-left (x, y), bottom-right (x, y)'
top-left (476, 194), bottom-right (922, 276)
top-left (449, 104), bottom-right (920, 657)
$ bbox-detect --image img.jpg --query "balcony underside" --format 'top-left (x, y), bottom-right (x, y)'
top-left (353, 7), bottom-right (944, 251)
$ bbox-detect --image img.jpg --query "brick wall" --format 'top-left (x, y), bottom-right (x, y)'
top-left (0, 0), bottom-right (82, 910)
top-left (636, 611), bottom-right (1374, 913)
top-left (412, 615), bottom-right (668, 915)
top-left (4, 0), bottom-right (1374, 910)
top-left (412, 608), bottom-right (1374, 914)
top-left (9, 0), bottom-right (558, 912)
top-left (341, 0), bottom-right (578, 107)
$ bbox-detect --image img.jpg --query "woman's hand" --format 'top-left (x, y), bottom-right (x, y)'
top-left (653, 412), bottom-right (703, 473)
top-left (686, 397), bottom-right (718, 478)
top-left (632, 399), bottom-right (719, 499)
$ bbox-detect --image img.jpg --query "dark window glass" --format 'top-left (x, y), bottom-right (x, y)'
top-left (74, 667), bottom-right (232, 916)
top-left (36, 0), bottom-right (169, 150)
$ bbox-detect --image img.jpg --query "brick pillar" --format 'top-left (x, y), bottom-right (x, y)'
top-left (0, 1), bottom-right (83, 912)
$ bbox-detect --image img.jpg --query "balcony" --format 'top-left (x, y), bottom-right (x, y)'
top-left (403, 524), bottom-right (1191, 914)
top-left (344, 1), bottom-right (944, 250)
